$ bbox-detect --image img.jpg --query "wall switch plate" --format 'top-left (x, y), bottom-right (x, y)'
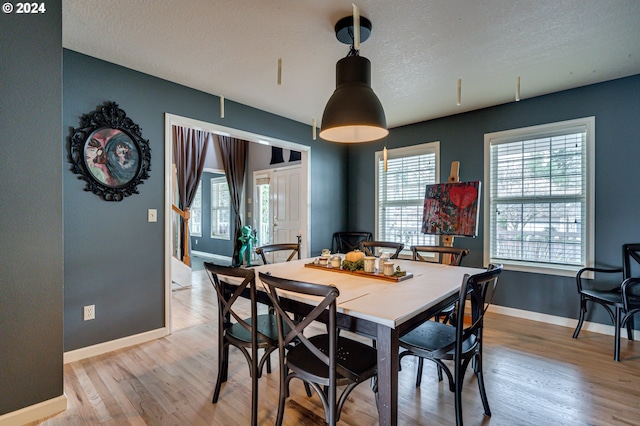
top-left (84, 305), bottom-right (95, 321)
top-left (148, 209), bottom-right (157, 222)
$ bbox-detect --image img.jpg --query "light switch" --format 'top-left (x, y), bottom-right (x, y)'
top-left (148, 209), bottom-right (157, 222)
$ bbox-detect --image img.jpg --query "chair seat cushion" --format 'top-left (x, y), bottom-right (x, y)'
top-left (287, 335), bottom-right (377, 384)
top-left (227, 313), bottom-right (282, 344)
top-left (399, 320), bottom-right (476, 357)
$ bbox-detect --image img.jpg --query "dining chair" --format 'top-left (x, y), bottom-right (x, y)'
top-left (399, 264), bottom-right (503, 426)
top-left (621, 277), bottom-right (640, 360)
top-left (255, 242), bottom-right (301, 264)
top-left (204, 262), bottom-right (279, 426)
top-left (360, 240), bottom-right (404, 259)
top-left (258, 272), bottom-right (379, 426)
top-left (573, 243), bottom-right (640, 361)
top-left (331, 231), bottom-right (373, 253)
top-left (409, 245), bottom-right (470, 386)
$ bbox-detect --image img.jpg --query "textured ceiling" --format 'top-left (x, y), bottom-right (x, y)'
top-left (62, 0), bottom-right (640, 129)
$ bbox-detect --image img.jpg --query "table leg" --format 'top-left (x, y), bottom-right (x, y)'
top-left (376, 323), bottom-right (399, 426)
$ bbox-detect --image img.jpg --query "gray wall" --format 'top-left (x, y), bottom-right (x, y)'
top-left (347, 74), bottom-right (640, 325)
top-left (0, 2), bottom-right (64, 415)
top-left (63, 49), bottom-right (348, 351)
top-left (191, 172), bottom-right (234, 256)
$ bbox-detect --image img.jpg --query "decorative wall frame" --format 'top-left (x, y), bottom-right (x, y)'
top-left (69, 101), bottom-right (151, 201)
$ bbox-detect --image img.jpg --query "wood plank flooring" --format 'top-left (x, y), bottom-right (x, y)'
top-left (32, 270), bottom-right (640, 425)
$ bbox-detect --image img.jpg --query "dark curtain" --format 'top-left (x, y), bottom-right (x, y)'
top-left (215, 135), bottom-right (248, 266)
top-left (173, 125), bottom-right (211, 260)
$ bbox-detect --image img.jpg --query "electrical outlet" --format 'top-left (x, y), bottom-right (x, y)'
top-left (84, 305), bottom-right (95, 321)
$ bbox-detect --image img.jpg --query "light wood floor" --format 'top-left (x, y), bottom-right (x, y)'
top-left (33, 270), bottom-right (640, 425)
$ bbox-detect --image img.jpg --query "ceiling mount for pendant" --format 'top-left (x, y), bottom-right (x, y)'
top-left (334, 16), bottom-right (372, 46)
top-left (319, 14), bottom-right (388, 143)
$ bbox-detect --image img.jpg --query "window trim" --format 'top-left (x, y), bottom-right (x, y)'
top-left (375, 142), bottom-right (440, 258)
top-left (189, 182), bottom-right (202, 237)
top-left (483, 117), bottom-right (595, 277)
top-left (210, 176), bottom-right (231, 240)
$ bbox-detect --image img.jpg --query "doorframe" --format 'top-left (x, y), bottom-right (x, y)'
top-left (164, 113), bottom-right (311, 332)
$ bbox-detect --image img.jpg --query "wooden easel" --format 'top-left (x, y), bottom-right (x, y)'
top-left (441, 161), bottom-right (460, 264)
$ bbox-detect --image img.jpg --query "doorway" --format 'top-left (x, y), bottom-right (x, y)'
top-left (163, 113), bottom-right (310, 332)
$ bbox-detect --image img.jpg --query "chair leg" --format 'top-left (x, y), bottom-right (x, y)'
top-left (615, 306), bottom-right (621, 362)
top-left (250, 357), bottom-right (259, 426)
top-left (415, 358), bottom-right (424, 387)
top-left (573, 297), bottom-right (587, 339)
top-left (212, 341), bottom-right (228, 403)
top-left (475, 353), bottom-right (491, 417)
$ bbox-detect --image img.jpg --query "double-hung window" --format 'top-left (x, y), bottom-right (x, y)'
top-left (211, 176), bottom-right (231, 239)
top-left (375, 142), bottom-right (440, 255)
top-left (484, 117), bottom-right (594, 276)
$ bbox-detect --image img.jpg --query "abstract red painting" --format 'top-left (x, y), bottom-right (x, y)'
top-left (422, 181), bottom-right (481, 237)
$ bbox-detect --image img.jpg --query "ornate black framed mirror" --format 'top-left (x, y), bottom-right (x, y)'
top-left (69, 101), bottom-right (151, 201)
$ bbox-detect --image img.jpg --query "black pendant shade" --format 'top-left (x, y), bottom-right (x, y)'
top-left (319, 15), bottom-right (388, 143)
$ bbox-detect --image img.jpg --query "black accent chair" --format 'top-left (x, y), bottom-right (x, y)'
top-left (204, 263), bottom-right (279, 426)
top-left (573, 243), bottom-right (640, 361)
top-left (621, 277), bottom-right (640, 360)
top-left (331, 231), bottom-right (372, 253)
top-left (409, 245), bottom-right (470, 386)
top-left (399, 264), bottom-right (503, 426)
top-left (255, 242), bottom-right (300, 264)
top-left (360, 240), bottom-right (404, 259)
top-left (259, 272), bottom-right (378, 426)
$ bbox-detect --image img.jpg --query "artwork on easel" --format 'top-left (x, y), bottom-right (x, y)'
top-left (421, 181), bottom-right (481, 237)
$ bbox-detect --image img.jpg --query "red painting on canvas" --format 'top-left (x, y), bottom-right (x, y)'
top-left (421, 181), bottom-right (481, 237)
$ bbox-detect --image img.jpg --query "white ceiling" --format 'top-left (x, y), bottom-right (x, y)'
top-left (62, 0), bottom-right (640, 130)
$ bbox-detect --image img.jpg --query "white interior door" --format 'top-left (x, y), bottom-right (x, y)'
top-left (271, 166), bottom-right (301, 262)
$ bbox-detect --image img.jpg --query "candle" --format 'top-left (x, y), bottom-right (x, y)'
top-left (516, 76), bottom-right (521, 102)
top-left (457, 78), bottom-right (462, 106)
top-left (220, 96), bottom-right (225, 118)
top-left (383, 146), bottom-right (388, 172)
top-left (353, 4), bottom-right (360, 50)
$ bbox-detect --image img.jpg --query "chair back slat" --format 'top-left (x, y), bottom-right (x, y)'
top-left (255, 243), bottom-right (301, 264)
top-left (360, 241), bottom-right (404, 259)
top-left (411, 245), bottom-right (469, 266)
top-left (332, 231), bottom-right (373, 253)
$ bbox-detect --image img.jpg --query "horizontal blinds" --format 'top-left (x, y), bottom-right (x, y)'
top-left (378, 152), bottom-right (436, 247)
top-left (489, 130), bottom-right (586, 266)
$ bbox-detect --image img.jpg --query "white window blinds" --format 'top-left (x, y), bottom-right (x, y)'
top-left (376, 143), bottom-right (439, 250)
top-left (486, 117), bottom-right (594, 272)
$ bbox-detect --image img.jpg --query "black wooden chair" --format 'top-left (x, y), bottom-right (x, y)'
top-left (255, 242), bottom-right (300, 264)
top-left (409, 245), bottom-right (470, 386)
top-left (204, 263), bottom-right (279, 426)
top-left (360, 240), bottom-right (404, 259)
top-left (399, 264), bottom-right (503, 426)
top-left (259, 272), bottom-right (378, 426)
top-left (331, 231), bottom-right (372, 253)
top-left (573, 243), bottom-right (640, 361)
top-left (621, 277), bottom-right (640, 360)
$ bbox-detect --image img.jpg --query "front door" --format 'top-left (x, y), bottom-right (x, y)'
top-left (271, 166), bottom-right (302, 262)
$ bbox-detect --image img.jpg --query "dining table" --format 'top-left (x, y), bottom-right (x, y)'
top-left (245, 257), bottom-right (485, 426)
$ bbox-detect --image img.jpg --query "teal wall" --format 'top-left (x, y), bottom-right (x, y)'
top-left (347, 74), bottom-right (640, 324)
top-left (63, 49), bottom-right (348, 351)
top-left (0, 1), bottom-right (64, 415)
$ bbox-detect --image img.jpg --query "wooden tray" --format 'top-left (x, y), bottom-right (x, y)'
top-left (304, 262), bottom-right (413, 282)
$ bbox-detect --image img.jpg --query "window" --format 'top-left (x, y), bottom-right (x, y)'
top-left (211, 177), bottom-right (231, 239)
top-left (189, 182), bottom-right (202, 237)
top-left (484, 117), bottom-right (594, 276)
top-left (375, 142), bottom-right (440, 255)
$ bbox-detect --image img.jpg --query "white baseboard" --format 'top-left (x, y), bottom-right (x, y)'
top-left (0, 395), bottom-right (67, 426)
top-left (488, 304), bottom-right (640, 340)
top-left (63, 327), bottom-right (169, 364)
top-left (191, 251), bottom-right (233, 264)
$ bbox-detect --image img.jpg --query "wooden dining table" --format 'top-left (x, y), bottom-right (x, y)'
top-left (248, 257), bottom-right (484, 426)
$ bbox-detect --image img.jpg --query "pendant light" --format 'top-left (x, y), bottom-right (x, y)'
top-left (319, 13), bottom-right (388, 143)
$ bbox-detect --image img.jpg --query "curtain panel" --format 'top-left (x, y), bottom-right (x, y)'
top-left (172, 126), bottom-right (212, 261)
top-left (215, 135), bottom-right (248, 266)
